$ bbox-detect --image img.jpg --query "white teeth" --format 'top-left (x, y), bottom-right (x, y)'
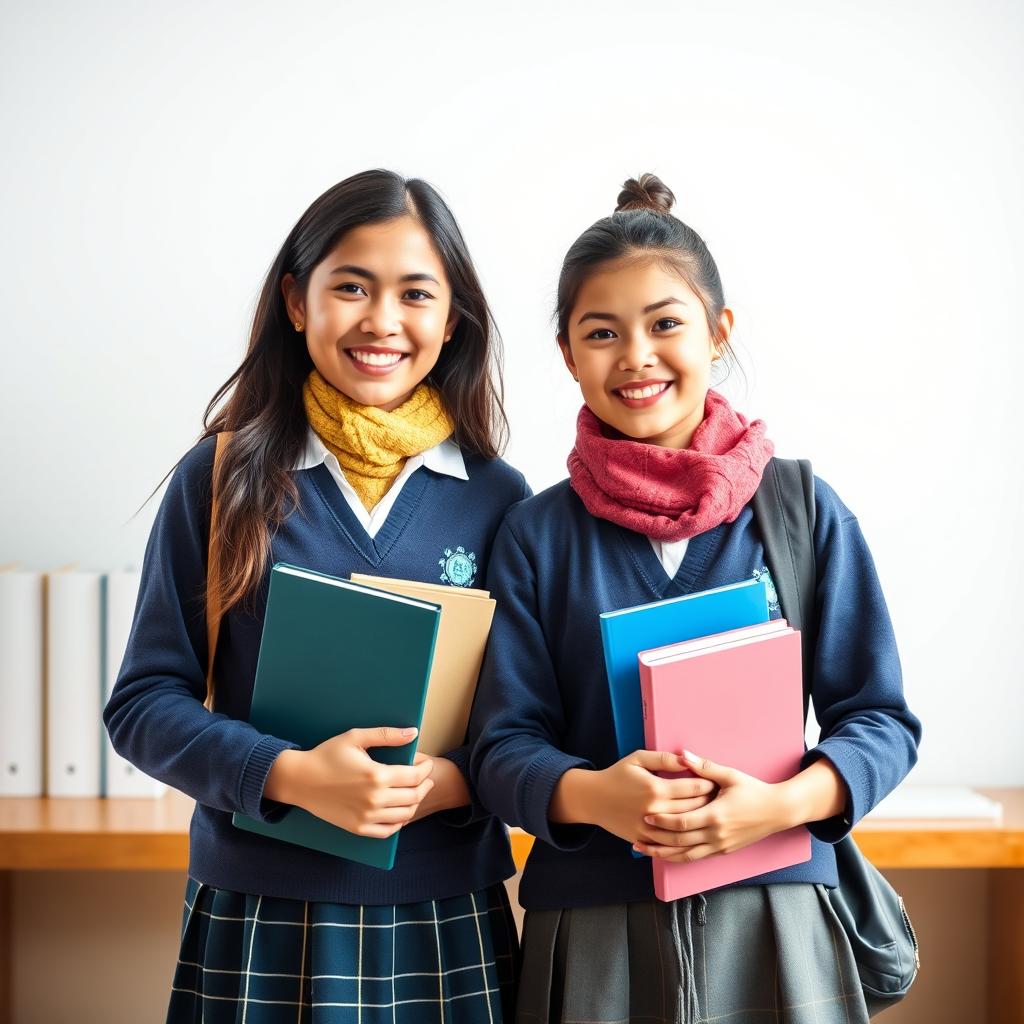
top-left (351, 350), bottom-right (403, 366)
top-left (619, 382), bottom-right (669, 400)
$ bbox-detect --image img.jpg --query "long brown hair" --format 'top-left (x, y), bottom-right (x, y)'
top-left (200, 169), bottom-right (507, 616)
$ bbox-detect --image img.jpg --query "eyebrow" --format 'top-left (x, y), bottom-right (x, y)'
top-left (576, 296), bottom-right (688, 325)
top-left (329, 264), bottom-right (440, 285)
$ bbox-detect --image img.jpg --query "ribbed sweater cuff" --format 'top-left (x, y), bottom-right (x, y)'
top-left (522, 748), bottom-right (596, 851)
top-left (801, 741), bottom-right (870, 843)
top-left (238, 735), bottom-right (301, 821)
top-left (433, 745), bottom-right (484, 828)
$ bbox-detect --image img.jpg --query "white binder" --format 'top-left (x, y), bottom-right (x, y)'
top-left (46, 569), bottom-right (103, 797)
top-left (103, 569), bottom-right (166, 798)
top-left (0, 568), bottom-right (44, 796)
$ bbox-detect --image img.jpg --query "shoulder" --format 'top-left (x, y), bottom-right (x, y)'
top-left (500, 478), bottom-right (583, 543)
top-left (140, 435), bottom-right (219, 563)
top-left (152, 436), bottom-right (218, 533)
top-left (803, 470), bottom-right (873, 568)
top-left (461, 451), bottom-right (532, 504)
top-left (811, 472), bottom-right (857, 528)
top-left (168, 434), bottom-right (218, 502)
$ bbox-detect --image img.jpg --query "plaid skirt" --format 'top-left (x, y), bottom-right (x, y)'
top-left (167, 877), bottom-right (518, 1023)
top-left (517, 882), bottom-right (870, 1024)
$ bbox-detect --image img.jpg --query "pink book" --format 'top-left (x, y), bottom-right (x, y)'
top-left (638, 619), bottom-right (811, 901)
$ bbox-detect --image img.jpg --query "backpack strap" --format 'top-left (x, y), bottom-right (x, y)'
top-left (204, 431), bottom-right (232, 709)
top-left (749, 457), bottom-right (818, 715)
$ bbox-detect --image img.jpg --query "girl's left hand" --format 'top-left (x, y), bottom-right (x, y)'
top-left (633, 750), bottom-right (792, 862)
top-left (409, 754), bottom-right (471, 821)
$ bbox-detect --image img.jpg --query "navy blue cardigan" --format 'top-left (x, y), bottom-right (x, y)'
top-left (104, 436), bottom-right (529, 904)
top-left (468, 476), bottom-right (921, 911)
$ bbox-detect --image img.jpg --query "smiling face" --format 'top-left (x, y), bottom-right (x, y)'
top-left (282, 215), bottom-right (458, 412)
top-left (559, 257), bottom-right (732, 449)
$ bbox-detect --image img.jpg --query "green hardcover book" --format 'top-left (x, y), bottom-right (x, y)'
top-left (232, 563), bottom-right (441, 870)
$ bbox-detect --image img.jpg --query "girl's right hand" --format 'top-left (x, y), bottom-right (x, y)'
top-left (266, 726), bottom-right (435, 838)
top-left (552, 750), bottom-right (716, 844)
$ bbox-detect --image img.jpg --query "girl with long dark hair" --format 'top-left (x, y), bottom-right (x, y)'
top-left (105, 169), bottom-right (527, 1023)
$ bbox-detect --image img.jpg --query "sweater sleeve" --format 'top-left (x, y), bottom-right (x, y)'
top-left (468, 516), bottom-right (595, 850)
top-left (434, 472), bottom-right (537, 829)
top-left (800, 478), bottom-right (922, 842)
top-left (102, 439), bottom-right (298, 821)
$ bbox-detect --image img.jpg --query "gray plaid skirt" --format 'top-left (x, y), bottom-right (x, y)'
top-left (516, 883), bottom-right (869, 1024)
top-left (167, 877), bottom-right (518, 1023)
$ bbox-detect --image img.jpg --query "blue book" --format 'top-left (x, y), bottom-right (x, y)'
top-left (600, 578), bottom-right (771, 760)
top-left (232, 563), bottom-right (441, 870)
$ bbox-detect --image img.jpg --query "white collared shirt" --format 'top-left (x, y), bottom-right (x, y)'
top-left (649, 536), bottom-right (690, 580)
top-left (295, 426), bottom-right (468, 539)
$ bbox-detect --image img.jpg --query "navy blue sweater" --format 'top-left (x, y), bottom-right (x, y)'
top-left (104, 436), bottom-right (529, 904)
top-left (468, 477), bottom-right (921, 911)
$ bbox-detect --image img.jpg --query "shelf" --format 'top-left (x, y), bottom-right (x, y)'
top-left (1, 787), bottom-right (1022, 871)
top-left (0, 789), bottom-right (192, 870)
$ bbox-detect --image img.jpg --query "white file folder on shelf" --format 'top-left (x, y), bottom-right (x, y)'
top-left (867, 785), bottom-right (1003, 821)
top-left (104, 569), bottom-right (166, 798)
top-left (46, 569), bottom-right (103, 797)
top-left (0, 568), bottom-right (44, 796)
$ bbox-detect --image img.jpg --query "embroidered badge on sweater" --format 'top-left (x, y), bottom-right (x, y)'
top-left (438, 546), bottom-right (478, 587)
top-left (752, 566), bottom-right (781, 613)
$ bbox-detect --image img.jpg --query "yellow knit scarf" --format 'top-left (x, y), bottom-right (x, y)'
top-left (302, 370), bottom-right (454, 511)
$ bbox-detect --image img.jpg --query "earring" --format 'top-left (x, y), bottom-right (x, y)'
top-left (294, 322), bottom-right (304, 332)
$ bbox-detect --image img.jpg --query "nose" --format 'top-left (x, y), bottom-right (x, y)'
top-left (617, 330), bottom-right (657, 372)
top-left (360, 296), bottom-right (401, 338)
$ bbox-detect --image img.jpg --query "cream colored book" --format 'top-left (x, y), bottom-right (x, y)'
top-left (350, 574), bottom-right (495, 755)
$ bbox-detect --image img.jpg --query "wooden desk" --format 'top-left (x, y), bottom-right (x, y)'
top-left (3, 787), bottom-right (1021, 872)
top-left (2, 788), bottom-right (1022, 1023)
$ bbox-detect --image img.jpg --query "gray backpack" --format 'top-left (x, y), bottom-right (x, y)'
top-left (751, 458), bottom-right (920, 1017)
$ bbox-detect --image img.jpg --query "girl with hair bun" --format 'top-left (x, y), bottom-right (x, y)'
top-left (469, 173), bottom-right (920, 1023)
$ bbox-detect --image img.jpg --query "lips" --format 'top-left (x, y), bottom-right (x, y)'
top-left (345, 347), bottom-right (408, 376)
top-left (613, 380), bottom-right (673, 408)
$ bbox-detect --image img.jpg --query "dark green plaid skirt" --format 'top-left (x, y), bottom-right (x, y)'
top-left (167, 877), bottom-right (518, 1023)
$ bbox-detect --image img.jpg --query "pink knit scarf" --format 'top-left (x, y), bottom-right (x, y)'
top-left (567, 390), bottom-right (775, 541)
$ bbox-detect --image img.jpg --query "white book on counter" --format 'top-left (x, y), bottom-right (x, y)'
top-left (46, 569), bottom-right (103, 797)
top-left (867, 785), bottom-right (1003, 821)
top-left (104, 569), bottom-right (165, 798)
top-left (0, 568), bottom-right (44, 796)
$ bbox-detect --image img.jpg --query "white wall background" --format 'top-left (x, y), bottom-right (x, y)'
top-left (2, 0), bottom-right (1021, 784)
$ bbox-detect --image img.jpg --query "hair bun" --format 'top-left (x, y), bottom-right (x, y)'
top-left (615, 173), bottom-right (675, 214)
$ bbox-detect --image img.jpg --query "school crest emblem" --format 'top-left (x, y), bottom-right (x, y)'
top-left (438, 546), bottom-right (478, 588)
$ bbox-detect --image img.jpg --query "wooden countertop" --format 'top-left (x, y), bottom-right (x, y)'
top-left (1, 787), bottom-right (1022, 871)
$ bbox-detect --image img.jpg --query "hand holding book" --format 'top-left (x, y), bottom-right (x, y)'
top-left (633, 749), bottom-right (793, 861)
top-left (633, 750), bottom-right (847, 864)
top-left (550, 750), bottom-right (716, 845)
top-left (265, 726), bottom-right (435, 839)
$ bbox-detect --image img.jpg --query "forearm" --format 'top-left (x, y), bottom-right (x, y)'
top-left (549, 767), bottom-right (599, 825)
top-left (413, 756), bottom-right (470, 818)
top-left (264, 747), bottom-right (307, 806)
top-left (421, 757), bottom-right (468, 811)
top-left (775, 756), bottom-right (848, 829)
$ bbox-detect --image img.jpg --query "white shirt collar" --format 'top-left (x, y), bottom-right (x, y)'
top-left (295, 426), bottom-right (468, 481)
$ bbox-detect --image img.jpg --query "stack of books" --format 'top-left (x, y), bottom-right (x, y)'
top-left (232, 564), bottom-right (496, 870)
top-left (600, 579), bottom-right (811, 900)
